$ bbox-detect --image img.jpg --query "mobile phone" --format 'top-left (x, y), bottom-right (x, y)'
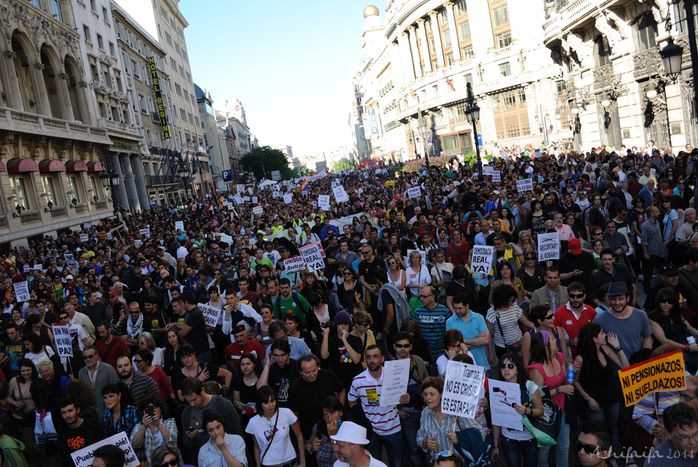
top-left (145, 405), bottom-right (155, 418)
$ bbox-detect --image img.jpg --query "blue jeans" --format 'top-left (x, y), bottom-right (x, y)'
top-left (501, 435), bottom-right (538, 467)
top-left (400, 412), bottom-right (423, 467)
top-left (538, 412), bottom-right (569, 467)
top-left (587, 402), bottom-right (620, 454)
top-left (368, 430), bottom-right (403, 467)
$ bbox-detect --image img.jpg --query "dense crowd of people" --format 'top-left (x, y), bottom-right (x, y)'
top-left (0, 144), bottom-right (697, 467)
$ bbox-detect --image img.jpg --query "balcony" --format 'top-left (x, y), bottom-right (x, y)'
top-left (146, 175), bottom-right (181, 186)
top-left (543, 0), bottom-right (617, 44)
top-left (633, 47), bottom-right (662, 81)
top-left (0, 108), bottom-right (111, 144)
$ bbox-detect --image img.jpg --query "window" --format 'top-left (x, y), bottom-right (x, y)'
top-left (636, 11), bottom-right (657, 51)
top-left (496, 31), bottom-right (512, 48)
top-left (458, 22), bottom-right (471, 42)
top-left (103, 68), bottom-right (111, 87)
top-left (462, 45), bottom-right (474, 60)
top-left (443, 30), bottom-right (451, 48)
top-left (41, 176), bottom-right (57, 206)
top-left (138, 93), bottom-right (146, 113)
top-left (67, 176), bottom-right (82, 204)
top-left (464, 73), bottom-right (473, 88)
top-left (89, 61), bottom-right (99, 81)
top-left (455, 0), bottom-right (468, 15)
top-left (83, 25), bottom-right (91, 43)
top-left (50, 0), bottom-right (62, 21)
top-left (499, 62), bottom-right (511, 77)
top-left (438, 10), bottom-right (448, 24)
top-left (90, 0), bottom-right (96, 11)
top-left (493, 6), bottom-right (509, 27)
top-left (88, 176), bottom-right (102, 202)
top-left (97, 34), bottom-right (104, 50)
top-left (595, 35), bottom-right (612, 67)
top-left (102, 7), bottom-right (109, 23)
top-left (132, 59), bottom-right (139, 78)
top-left (10, 176), bottom-right (32, 210)
top-left (493, 88), bottom-right (530, 139)
top-left (109, 42), bottom-right (115, 56)
top-left (175, 83), bottom-right (182, 96)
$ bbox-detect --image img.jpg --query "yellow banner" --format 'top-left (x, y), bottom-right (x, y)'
top-left (618, 350), bottom-right (687, 407)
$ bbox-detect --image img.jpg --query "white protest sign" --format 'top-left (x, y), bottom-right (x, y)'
top-left (252, 206), bottom-right (264, 216)
top-left (537, 232), bottom-right (560, 261)
top-left (318, 195), bottom-right (331, 211)
top-left (406, 186), bottom-right (421, 199)
top-left (237, 185), bottom-right (245, 194)
top-left (272, 184), bottom-right (281, 193)
top-left (13, 281), bottom-right (30, 302)
top-left (234, 195), bottom-right (244, 205)
top-left (198, 303), bottom-right (221, 328)
top-left (71, 431), bottom-right (139, 467)
top-left (219, 233), bottom-right (233, 245)
top-left (106, 232), bottom-right (113, 240)
top-left (33, 264), bottom-right (43, 271)
top-left (442, 360), bottom-right (485, 419)
top-left (283, 193), bottom-right (293, 204)
top-left (174, 221), bottom-right (184, 231)
top-left (470, 245), bottom-right (494, 276)
top-left (283, 256), bottom-right (306, 273)
top-left (379, 358), bottom-right (410, 407)
top-left (83, 223), bottom-right (92, 230)
top-left (79, 233), bottom-right (89, 243)
top-left (22, 264), bottom-right (30, 273)
top-left (139, 228), bottom-right (151, 239)
top-left (333, 185), bottom-right (349, 203)
top-left (492, 171), bottom-right (501, 182)
top-left (516, 178), bottom-right (533, 193)
top-left (489, 379), bottom-right (523, 431)
top-left (482, 165), bottom-right (494, 175)
top-left (271, 170), bottom-right (281, 181)
top-left (52, 324), bottom-right (73, 357)
top-left (299, 242), bottom-right (325, 272)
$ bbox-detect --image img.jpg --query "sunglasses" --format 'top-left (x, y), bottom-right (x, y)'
top-left (355, 322), bottom-right (368, 326)
top-left (159, 460), bottom-right (179, 467)
top-left (58, 315), bottom-right (69, 320)
top-left (394, 343), bottom-right (411, 349)
top-left (569, 293), bottom-right (584, 298)
top-left (545, 314), bottom-right (554, 320)
top-left (576, 441), bottom-right (599, 455)
top-left (133, 358), bottom-right (143, 363)
top-left (500, 362), bottom-right (516, 370)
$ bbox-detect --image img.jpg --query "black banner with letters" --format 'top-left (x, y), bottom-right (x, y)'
top-left (149, 56), bottom-right (171, 140)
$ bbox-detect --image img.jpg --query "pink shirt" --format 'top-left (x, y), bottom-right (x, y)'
top-left (555, 224), bottom-right (576, 241)
top-left (528, 352), bottom-right (566, 410)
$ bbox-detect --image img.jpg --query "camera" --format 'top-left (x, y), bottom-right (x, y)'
top-left (320, 321), bottom-right (334, 329)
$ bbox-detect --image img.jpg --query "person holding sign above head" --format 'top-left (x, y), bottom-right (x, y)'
top-left (348, 345), bottom-right (409, 467)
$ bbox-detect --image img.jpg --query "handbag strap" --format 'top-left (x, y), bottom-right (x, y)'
top-left (260, 411), bottom-right (280, 464)
top-left (495, 313), bottom-right (508, 346)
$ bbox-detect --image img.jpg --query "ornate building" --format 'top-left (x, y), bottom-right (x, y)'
top-left (352, 1), bottom-right (564, 161)
top-left (0, 0), bottom-right (115, 248)
top-left (543, 0), bottom-right (695, 151)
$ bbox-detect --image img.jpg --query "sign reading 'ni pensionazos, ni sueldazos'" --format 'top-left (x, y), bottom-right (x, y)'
top-left (618, 350), bottom-right (687, 407)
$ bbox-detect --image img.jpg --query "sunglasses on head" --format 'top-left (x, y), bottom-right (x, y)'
top-left (576, 441), bottom-right (599, 455)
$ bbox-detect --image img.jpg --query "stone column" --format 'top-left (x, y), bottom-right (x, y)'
top-left (56, 72), bottom-right (74, 121)
top-left (407, 26), bottom-right (422, 78)
top-left (120, 154), bottom-right (140, 211)
top-left (1, 51), bottom-right (24, 110)
top-left (397, 32), bottom-right (415, 82)
top-left (131, 155), bottom-right (150, 209)
top-left (30, 62), bottom-right (51, 116)
top-left (416, 19), bottom-right (432, 73)
top-left (429, 12), bottom-right (445, 68)
top-left (445, 2), bottom-right (461, 61)
top-left (111, 154), bottom-right (130, 211)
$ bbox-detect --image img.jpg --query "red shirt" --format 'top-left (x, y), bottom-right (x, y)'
top-left (224, 340), bottom-right (265, 372)
top-left (145, 365), bottom-right (174, 401)
top-left (554, 303), bottom-right (597, 353)
top-left (95, 336), bottom-right (130, 368)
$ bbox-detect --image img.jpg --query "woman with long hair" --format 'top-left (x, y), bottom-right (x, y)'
top-left (406, 250), bottom-right (431, 299)
top-left (416, 376), bottom-right (486, 464)
top-left (232, 353), bottom-right (261, 423)
top-left (101, 383), bottom-right (139, 437)
top-left (386, 255), bottom-right (407, 301)
top-left (490, 353), bottom-right (544, 467)
top-left (528, 331), bottom-right (574, 467)
top-left (521, 305), bottom-right (570, 367)
top-left (129, 398), bottom-right (177, 465)
top-left (172, 344), bottom-right (232, 401)
top-left (649, 287), bottom-right (698, 373)
top-left (137, 332), bottom-right (164, 368)
top-left (573, 323), bottom-right (628, 454)
top-left (336, 267), bottom-right (362, 312)
top-left (517, 229), bottom-right (537, 256)
top-left (349, 310), bottom-right (376, 363)
top-left (516, 252), bottom-right (545, 300)
top-left (246, 385), bottom-right (305, 467)
top-left (529, 200), bottom-right (547, 238)
top-left (163, 329), bottom-right (185, 376)
top-left (7, 359), bottom-right (38, 449)
top-left (308, 395), bottom-right (344, 467)
top-left (490, 262), bottom-right (527, 307)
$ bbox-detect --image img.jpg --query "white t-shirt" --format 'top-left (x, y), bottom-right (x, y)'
top-left (334, 451), bottom-right (387, 467)
top-left (246, 408), bottom-right (297, 465)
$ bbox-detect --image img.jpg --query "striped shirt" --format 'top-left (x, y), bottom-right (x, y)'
top-left (348, 369), bottom-right (401, 436)
top-left (411, 304), bottom-right (452, 360)
top-left (486, 305), bottom-right (523, 348)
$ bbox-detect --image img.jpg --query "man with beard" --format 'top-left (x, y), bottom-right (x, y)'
top-left (348, 345), bottom-right (409, 467)
top-left (554, 282), bottom-right (597, 355)
top-left (115, 355), bottom-right (161, 407)
top-left (56, 398), bottom-right (103, 463)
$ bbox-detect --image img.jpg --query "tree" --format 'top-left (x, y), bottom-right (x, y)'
top-left (240, 146), bottom-right (294, 181)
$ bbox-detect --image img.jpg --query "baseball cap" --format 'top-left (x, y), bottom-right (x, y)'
top-left (659, 263), bottom-right (678, 276)
top-left (569, 238), bottom-right (582, 255)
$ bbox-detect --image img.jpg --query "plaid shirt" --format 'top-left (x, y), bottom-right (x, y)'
top-left (129, 417), bottom-right (178, 464)
top-left (102, 404), bottom-right (139, 437)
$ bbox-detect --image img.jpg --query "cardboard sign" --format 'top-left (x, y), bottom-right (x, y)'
top-left (71, 431), bottom-right (139, 467)
top-left (33, 264), bottom-right (42, 271)
top-left (333, 185), bottom-right (349, 203)
top-left (252, 206), bottom-right (263, 215)
top-left (379, 358), bottom-right (410, 407)
top-left (79, 233), bottom-right (89, 243)
top-left (139, 228), bottom-right (151, 239)
top-left (283, 193), bottom-right (293, 204)
top-left (299, 242), bottom-right (325, 272)
top-left (489, 379), bottom-right (523, 431)
top-left (174, 221), bottom-right (184, 231)
top-left (442, 360), bottom-right (485, 419)
top-left (13, 281), bottom-right (30, 302)
top-left (516, 178), bottom-right (533, 193)
top-left (52, 324), bottom-right (73, 357)
top-left (492, 171), bottom-right (501, 182)
top-left (198, 303), bottom-right (221, 328)
top-left (470, 245), bottom-right (494, 276)
top-left (22, 264), bottom-right (30, 273)
top-left (482, 166), bottom-right (494, 175)
top-left (283, 256), bottom-right (306, 273)
top-left (537, 232), bottom-right (560, 261)
top-left (618, 350), bottom-right (686, 407)
top-left (407, 186), bottom-right (421, 199)
top-left (318, 195), bottom-right (331, 211)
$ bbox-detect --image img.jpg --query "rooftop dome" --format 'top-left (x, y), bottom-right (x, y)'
top-left (363, 5), bottom-right (379, 18)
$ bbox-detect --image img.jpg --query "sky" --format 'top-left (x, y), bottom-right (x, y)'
top-left (180, 0), bottom-right (387, 160)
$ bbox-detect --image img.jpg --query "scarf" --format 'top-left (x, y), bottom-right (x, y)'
top-left (127, 313), bottom-right (143, 339)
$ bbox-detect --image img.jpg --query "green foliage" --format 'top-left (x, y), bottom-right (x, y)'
top-left (333, 159), bottom-right (356, 171)
top-left (240, 146), bottom-right (294, 181)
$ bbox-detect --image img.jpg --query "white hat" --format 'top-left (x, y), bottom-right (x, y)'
top-left (330, 421), bottom-right (369, 445)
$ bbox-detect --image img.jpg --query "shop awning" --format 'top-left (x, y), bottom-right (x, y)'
top-left (7, 158), bottom-right (39, 174)
top-left (65, 160), bottom-right (88, 172)
top-left (87, 161), bottom-right (104, 173)
top-left (39, 159), bottom-right (66, 173)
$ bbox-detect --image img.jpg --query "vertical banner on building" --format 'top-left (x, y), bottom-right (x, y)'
top-left (149, 56), bottom-right (171, 139)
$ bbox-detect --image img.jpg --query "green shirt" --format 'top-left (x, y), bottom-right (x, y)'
top-left (273, 292), bottom-right (310, 324)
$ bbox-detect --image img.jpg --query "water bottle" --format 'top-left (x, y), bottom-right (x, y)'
top-left (566, 362), bottom-right (575, 384)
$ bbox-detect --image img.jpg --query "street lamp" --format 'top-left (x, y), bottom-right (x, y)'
top-left (178, 165), bottom-right (189, 199)
top-left (660, 38), bottom-right (684, 83)
top-left (99, 169), bottom-right (120, 217)
top-left (464, 82), bottom-right (482, 174)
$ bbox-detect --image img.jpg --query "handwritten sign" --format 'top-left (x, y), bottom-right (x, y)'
top-left (618, 350), bottom-right (686, 407)
top-left (379, 358), bottom-right (410, 407)
top-left (442, 360), bottom-right (485, 419)
top-left (13, 281), bottom-right (30, 302)
top-left (318, 195), bottom-right (331, 211)
top-left (198, 303), bottom-right (221, 328)
top-left (139, 228), bottom-right (151, 239)
top-left (283, 193), bottom-right (293, 204)
top-left (516, 178), bottom-right (533, 193)
top-left (283, 256), bottom-right (306, 273)
top-left (252, 206), bottom-right (263, 216)
top-left (299, 242), bottom-right (325, 272)
top-left (489, 379), bottom-right (523, 430)
top-left (52, 324), bottom-right (73, 357)
top-left (470, 245), bottom-right (494, 276)
top-left (71, 431), bottom-right (139, 467)
top-left (492, 171), bottom-right (501, 182)
top-left (407, 186), bottom-right (421, 199)
top-left (174, 221), bottom-right (184, 231)
top-left (482, 166), bottom-right (494, 175)
top-left (333, 185), bottom-right (349, 203)
top-left (537, 232), bottom-right (560, 261)
top-left (33, 264), bottom-right (43, 271)
top-left (79, 233), bottom-right (89, 243)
